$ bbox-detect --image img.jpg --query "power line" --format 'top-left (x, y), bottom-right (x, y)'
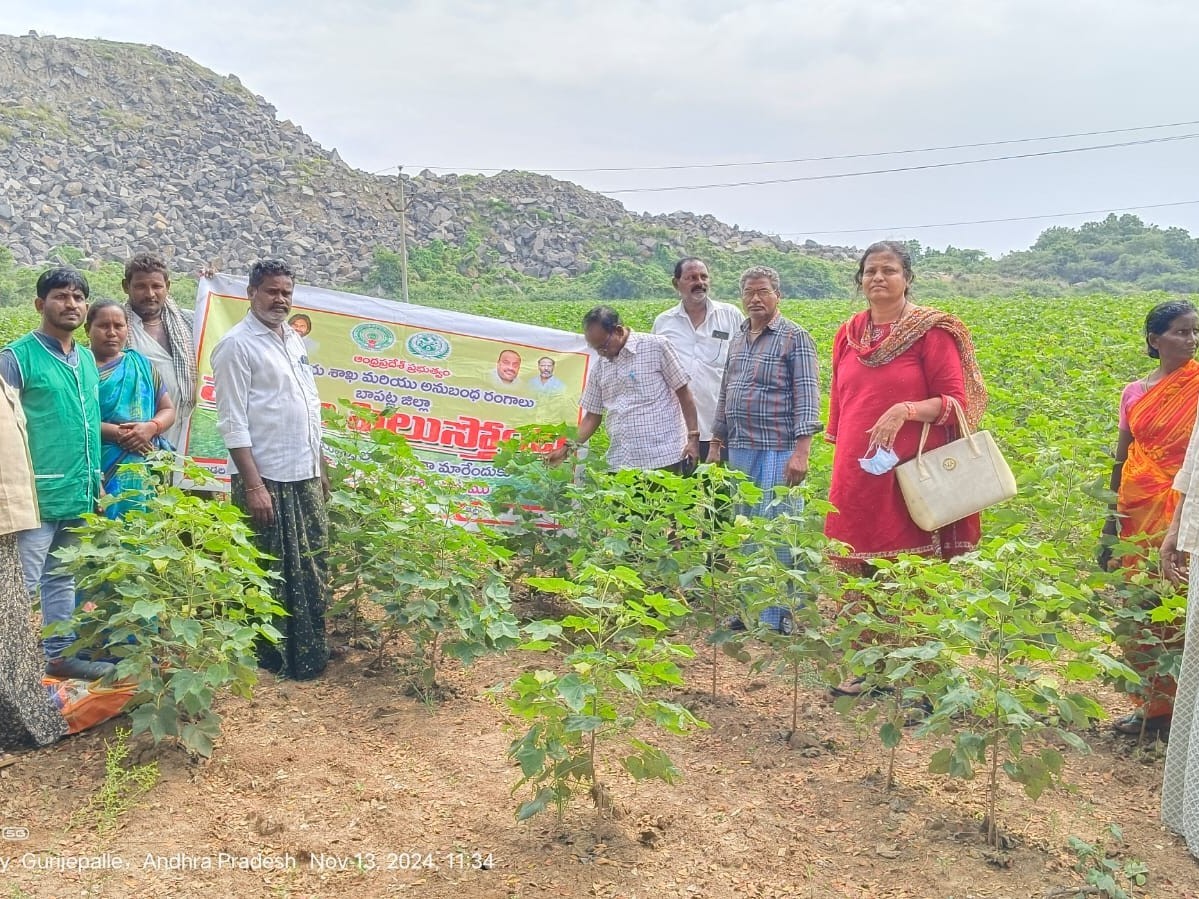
top-left (373, 118), bottom-right (1199, 176)
top-left (596, 133), bottom-right (1199, 194)
top-left (776, 199), bottom-right (1199, 237)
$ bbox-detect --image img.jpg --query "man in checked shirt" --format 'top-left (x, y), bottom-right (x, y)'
top-left (708, 265), bottom-right (822, 632)
top-left (546, 306), bottom-right (701, 473)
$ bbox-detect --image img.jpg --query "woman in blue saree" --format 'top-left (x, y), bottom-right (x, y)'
top-left (85, 299), bottom-right (176, 518)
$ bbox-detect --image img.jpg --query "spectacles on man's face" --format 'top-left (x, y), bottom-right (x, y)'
top-left (589, 329), bottom-right (621, 354)
top-left (741, 287), bottom-right (777, 301)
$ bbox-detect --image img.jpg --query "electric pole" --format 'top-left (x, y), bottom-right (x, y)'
top-left (397, 164), bottom-right (411, 304)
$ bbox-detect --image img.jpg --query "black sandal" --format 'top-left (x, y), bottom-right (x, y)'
top-left (1112, 710), bottom-right (1171, 736)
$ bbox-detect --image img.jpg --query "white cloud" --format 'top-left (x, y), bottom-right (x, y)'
top-left (1, 0), bottom-right (1197, 251)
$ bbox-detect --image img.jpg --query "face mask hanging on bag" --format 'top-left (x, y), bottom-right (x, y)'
top-left (894, 397), bottom-right (1017, 531)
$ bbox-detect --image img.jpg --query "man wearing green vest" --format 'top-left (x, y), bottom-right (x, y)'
top-left (0, 267), bottom-right (111, 681)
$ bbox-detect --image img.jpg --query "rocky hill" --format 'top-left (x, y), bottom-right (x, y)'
top-left (0, 31), bottom-right (855, 286)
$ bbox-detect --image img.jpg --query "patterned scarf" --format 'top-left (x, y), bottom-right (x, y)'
top-left (125, 296), bottom-right (197, 399)
top-left (845, 305), bottom-right (988, 428)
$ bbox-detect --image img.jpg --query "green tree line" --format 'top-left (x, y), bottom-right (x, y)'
top-left (3, 213), bottom-right (1197, 309)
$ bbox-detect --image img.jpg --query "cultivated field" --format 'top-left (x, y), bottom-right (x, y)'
top-left (2, 293), bottom-right (1197, 899)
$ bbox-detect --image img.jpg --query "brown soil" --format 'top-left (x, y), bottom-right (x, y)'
top-left (2, 638), bottom-right (1197, 899)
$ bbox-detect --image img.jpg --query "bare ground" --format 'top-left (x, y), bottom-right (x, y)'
top-left (2, 636), bottom-right (1198, 899)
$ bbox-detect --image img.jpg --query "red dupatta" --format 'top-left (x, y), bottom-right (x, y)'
top-left (844, 305), bottom-right (987, 428)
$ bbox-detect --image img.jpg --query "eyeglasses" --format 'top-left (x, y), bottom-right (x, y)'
top-left (741, 287), bottom-right (777, 300)
top-left (589, 329), bottom-right (622, 354)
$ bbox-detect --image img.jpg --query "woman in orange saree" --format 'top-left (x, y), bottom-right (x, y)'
top-left (1105, 300), bottom-right (1199, 736)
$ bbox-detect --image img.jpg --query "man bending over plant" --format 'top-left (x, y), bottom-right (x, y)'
top-left (546, 305), bottom-right (700, 474)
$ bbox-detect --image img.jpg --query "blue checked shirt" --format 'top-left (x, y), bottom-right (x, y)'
top-left (712, 313), bottom-right (822, 449)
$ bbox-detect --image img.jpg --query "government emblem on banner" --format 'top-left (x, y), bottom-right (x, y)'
top-left (406, 332), bottom-right (452, 360)
top-left (351, 323), bottom-right (397, 351)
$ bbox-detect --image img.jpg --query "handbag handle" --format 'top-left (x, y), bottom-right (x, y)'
top-left (913, 397), bottom-right (978, 475)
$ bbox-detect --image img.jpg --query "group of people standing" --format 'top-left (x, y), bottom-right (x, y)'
top-left (0, 256), bottom-right (331, 755)
top-left (0, 257), bottom-right (193, 751)
top-left (0, 243), bottom-right (1196, 860)
top-left (555, 242), bottom-right (985, 635)
top-left (558, 242), bottom-right (1199, 857)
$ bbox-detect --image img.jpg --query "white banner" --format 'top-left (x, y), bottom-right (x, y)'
top-left (184, 274), bottom-right (588, 496)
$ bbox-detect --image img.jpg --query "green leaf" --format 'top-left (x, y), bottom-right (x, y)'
top-left (621, 740), bottom-right (681, 784)
top-left (169, 617), bottom-right (203, 648)
top-left (516, 788), bottom-right (554, 822)
top-left (613, 670), bottom-right (643, 695)
top-left (525, 576), bottom-right (575, 596)
top-left (130, 599), bottom-right (166, 620)
top-left (879, 722), bottom-right (903, 749)
top-left (523, 619), bottom-right (563, 641)
top-left (1040, 747), bottom-right (1065, 775)
top-left (563, 714), bottom-right (605, 734)
top-left (1057, 729), bottom-right (1090, 753)
top-left (929, 747), bottom-right (952, 775)
top-left (512, 737), bottom-right (546, 778)
top-left (554, 673), bottom-right (593, 712)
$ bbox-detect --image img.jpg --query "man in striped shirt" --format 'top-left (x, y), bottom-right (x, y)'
top-left (709, 266), bottom-right (822, 632)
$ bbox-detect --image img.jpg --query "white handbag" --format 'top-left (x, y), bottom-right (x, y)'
top-left (894, 398), bottom-right (1016, 531)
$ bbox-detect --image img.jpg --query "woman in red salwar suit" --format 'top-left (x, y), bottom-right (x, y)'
top-left (825, 243), bottom-right (987, 696)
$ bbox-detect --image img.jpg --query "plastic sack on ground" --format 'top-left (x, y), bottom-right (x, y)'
top-left (42, 677), bottom-right (136, 735)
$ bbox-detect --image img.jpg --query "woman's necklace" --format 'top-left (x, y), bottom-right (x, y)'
top-left (864, 300), bottom-right (910, 344)
top-left (1144, 364), bottom-right (1171, 388)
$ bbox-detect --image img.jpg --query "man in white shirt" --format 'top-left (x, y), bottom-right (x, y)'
top-left (652, 258), bottom-right (744, 461)
top-left (211, 260), bottom-right (330, 680)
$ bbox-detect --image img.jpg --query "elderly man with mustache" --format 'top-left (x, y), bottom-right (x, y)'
top-left (709, 265), bottom-right (822, 634)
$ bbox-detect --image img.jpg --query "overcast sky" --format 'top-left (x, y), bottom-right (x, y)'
top-left (2, 0), bottom-right (1197, 255)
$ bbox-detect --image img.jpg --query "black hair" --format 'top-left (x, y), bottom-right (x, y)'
top-left (854, 241), bottom-right (914, 297)
top-left (672, 257), bottom-right (706, 280)
top-left (36, 267), bottom-right (90, 301)
top-left (288, 313), bottom-right (313, 330)
top-left (1145, 299), bottom-right (1198, 359)
top-left (123, 252), bottom-right (170, 283)
top-left (248, 259), bottom-right (295, 291)
top-left (583, 305), bottom-right (622, 333)
top-left (84, 298), bottom-right (124, 328)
